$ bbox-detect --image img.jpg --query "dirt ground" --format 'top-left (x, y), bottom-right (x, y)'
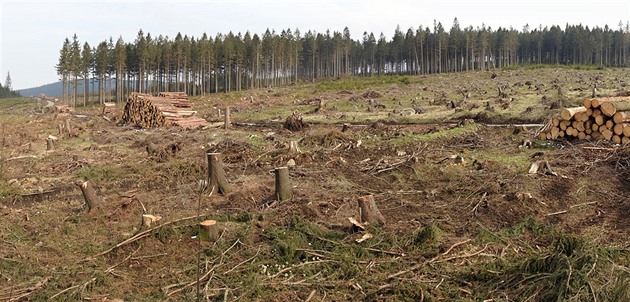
top-left (1, 68), bottom-right (628, 301)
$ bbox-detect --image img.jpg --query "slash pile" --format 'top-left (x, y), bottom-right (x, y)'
top-left (539, 96), bottom-right (630, 143)
top-left (121, 92), bottom-right (208, 129)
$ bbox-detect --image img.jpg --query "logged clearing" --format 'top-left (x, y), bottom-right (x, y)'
top-left (1, 68), bottom-right (629, 301)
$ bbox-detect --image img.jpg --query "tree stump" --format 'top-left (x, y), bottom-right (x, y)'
top-left (46, 137), bottom-right (54, 151)
top-left (274, 167), bottom-right (292, 201)
top-left (288, 140), bottom-right (302, 155)
top-left (78, 180), bottom-right (102, 212)
top-left (65, 119), bottom-right (72, 138)
top-left (199, 220), bottom-right (220, 242)
top-left (207, 152), bottom-right (229, 195)
top-left (224, 107), bottom-right (231, 129)
top-left (357, 195), bottom-right (385, 226)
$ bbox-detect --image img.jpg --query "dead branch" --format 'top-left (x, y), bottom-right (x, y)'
top-left (269, 260), bottom-right (334, 279)
top-left (83, 214), bottom-right (205, 261)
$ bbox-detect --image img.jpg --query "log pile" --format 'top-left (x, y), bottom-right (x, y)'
top-left (121, 92), bottom-right (208, 129)
top-left (539, 96), bottom-right (630, 143)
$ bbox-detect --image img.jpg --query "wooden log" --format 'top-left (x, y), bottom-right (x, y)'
top-left (613, 123), bottom-right (628, 135)
top-left (566, 126), bottom-right (575, 136)
top-left (552, 117), bottom-right (561, 127)
top-left (594, 115), bottom-right (606, 126)
top-left (560, 107), bottom-right (587, 120)
top-left (591, 123), bottom-right (599, 132)
top-left (613, 111), bottom-right (630, 124)
top-left (606, 120), bottom-right (614, 130)
top-left (624, 126), bottom-right (630, 137)
top-left (623, 137), bottom-right (630, 144)
top-left (602, 129), bottom-right (614, 141)
top-left (583, 98), bottom-right (593, 109)
top-left (78, 180), bottom-right (102, 212)
top-left (592, 109), bottom-right (602, 117)
top-left (357, 195), bottom-right (386, 226)
top-left (578, 131), bottom-right (586, 140)
top-left (206, 152), bottom-right (229, 195)
top-left (538, 132), bottom-right (548, 140)
top-left (585, 108), bottom-right (593, 117)
top-left (591, 131), bottom-right (602, 139)
top-left (274, 167), bottom-right (292, 201)
top-left (199, 220), bottom-right (220, 242)
top-left (599, 124), bottom-right (608, 132)
top-left (598, 98), bottom-right (630, 116)
top-left (550, 127), bottom-right (560, 139)
top-left (613, 135), bottom-right (622, 144)
top-left (560, 120), bottom-right (569, 130)
top-left (575, 121), bottom-right (585, 132)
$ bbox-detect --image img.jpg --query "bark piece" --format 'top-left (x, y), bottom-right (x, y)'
top-left (78, 180), bottom-right (102, 212)
top-left (207, 152), bottom-right (229, 195)
top-left (142, 214), bottom-right (162, 228)
top-left (274, 167), bottom-right (292, 201)
top-left (357, 195), bottom-right (386, 226)
top-left (199, 220), bottom-right (220, 242)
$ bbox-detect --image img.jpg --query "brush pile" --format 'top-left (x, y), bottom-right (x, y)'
top-left (539, 96), bottom-right (630, 143)
top-left (121, 92), bottom-right (208, 129)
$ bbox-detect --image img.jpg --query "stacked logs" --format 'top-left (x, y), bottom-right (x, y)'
top-left (121, 92), bottom-right (208, 129)
top-left (539, 96), bottom-right (630, 143)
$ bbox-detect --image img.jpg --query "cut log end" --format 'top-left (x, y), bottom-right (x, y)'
top-left (199, 220), bottom-right (220, 242)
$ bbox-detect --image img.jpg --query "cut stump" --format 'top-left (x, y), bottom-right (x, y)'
top-left (357, 195), bottom-right (386, 226)
top-left (207, 152), bottom-right (229, 195)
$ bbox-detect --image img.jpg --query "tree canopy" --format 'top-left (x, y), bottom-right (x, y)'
top-left (57, 20), bottom-right (630, 102)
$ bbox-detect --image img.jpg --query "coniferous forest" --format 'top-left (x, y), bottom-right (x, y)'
top-left (56, 19), bottom-right (630, 103)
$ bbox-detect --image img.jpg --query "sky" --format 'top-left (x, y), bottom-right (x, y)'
top-left (1, 0), bottom-right (629, 90)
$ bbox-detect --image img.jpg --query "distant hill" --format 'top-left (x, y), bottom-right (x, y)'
top-left (18, 79), bottom-right (116, 97)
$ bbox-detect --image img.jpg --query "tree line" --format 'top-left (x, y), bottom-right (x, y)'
top-left (56, 19), bottom-right (630, 104)
top-left (0, 72), bottom-right (20, 99)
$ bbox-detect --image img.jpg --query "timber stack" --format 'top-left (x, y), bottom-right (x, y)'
top-left (121, 92), bottom-right (208, 129)
top-left (538, 96), bottom-right (630, 144)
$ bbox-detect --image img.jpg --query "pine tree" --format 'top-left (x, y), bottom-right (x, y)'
top-left (4, 72), bottom-right (11, 90)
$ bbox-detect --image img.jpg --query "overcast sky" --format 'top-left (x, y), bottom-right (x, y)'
top-left (1, 0), bottom-right (629, 89)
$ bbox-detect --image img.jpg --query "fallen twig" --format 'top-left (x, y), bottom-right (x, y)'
top-left (166, 266), bottom-right (217, 297)
top-left (83, 214), bottom-right (204, 261)
top-left (50, 277), bottom-right (96, 299)
top-left (223, 247), bottom-right (261, 275)
top-left (365, 247), bottom-right (406, 257)
top-left (0, 277), bottom-right (49, 302)
top-left (387, 238), bottom-right (472, 279)
top-left (269, 260), bottom-right (334, 279)
top-left (546, 210), bottom-right (568, 216)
